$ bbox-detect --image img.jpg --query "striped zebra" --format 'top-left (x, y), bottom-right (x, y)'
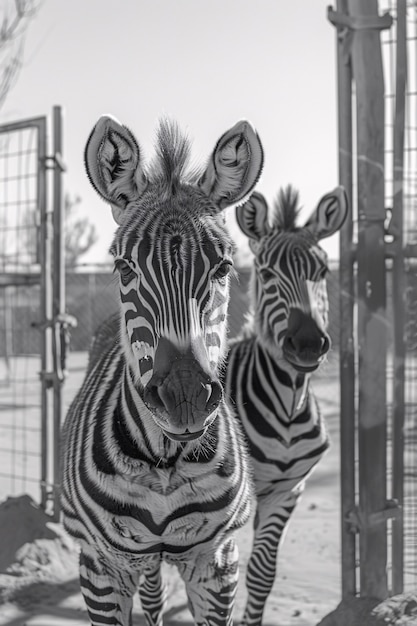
top-left (61, 115), bottom-right (264, 626)
top-left (224, 186), bottom-right (348, 626)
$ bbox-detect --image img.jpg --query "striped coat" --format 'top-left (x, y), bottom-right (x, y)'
top-left (61, 115), bottom-right (264, 626)
top-left (62, 336), bottom-right (252, 624)
top-left (224, 186), bottom-right (348, 626)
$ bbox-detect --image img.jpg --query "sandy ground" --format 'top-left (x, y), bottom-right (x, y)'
top-left (0, 351), bottom-right (345, 626)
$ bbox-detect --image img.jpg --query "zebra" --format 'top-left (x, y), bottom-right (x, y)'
top-left (61, 115), bottom-right (264, 626)
top-left (224, 185), bottom-right (348, 626)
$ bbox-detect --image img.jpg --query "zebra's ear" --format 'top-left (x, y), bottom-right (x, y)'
top-left (84, 115), bottom-right (148, 225)
top-left (236, 192), bottom-right (270, 252)
top-left (304, 186), bottom-right (348, 240)
top-left (198, 120), bottom-right (264, 211)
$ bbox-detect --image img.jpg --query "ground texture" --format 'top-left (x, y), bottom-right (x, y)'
top-left (0, 353), bottom-right (414, 625)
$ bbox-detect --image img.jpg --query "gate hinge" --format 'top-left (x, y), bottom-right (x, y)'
top-left (31, 313), bottom-right (77, 332)
top-left (42, 152), bottom-right (66, 172)
top-left (345, 499), bottom-right (402, 534)
top-left (38, 370), bottom-right (55, 388)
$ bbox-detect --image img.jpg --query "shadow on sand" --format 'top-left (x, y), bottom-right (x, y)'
top-left (316, 597), bottom-right (385, 626)
top-left (0, 576), bottom-right (282, 626)
top-left (0, 576), bottom-right (231, 625)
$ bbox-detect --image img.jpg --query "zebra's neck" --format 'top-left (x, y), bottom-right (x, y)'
top-left (253, 339), bottom-right (310, 419)
top-left (227, 334), bottom-right (310, 422)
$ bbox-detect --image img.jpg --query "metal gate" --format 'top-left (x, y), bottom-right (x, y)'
top-left (330, 0), bottom-right (417, 600)
top-left (0, 106), bottom-right (66, 520)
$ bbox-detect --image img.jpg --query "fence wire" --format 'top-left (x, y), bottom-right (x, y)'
top-left (0, 122), bottom-right (44, 502)
top-left (382, 0), bottom-right (417, 592)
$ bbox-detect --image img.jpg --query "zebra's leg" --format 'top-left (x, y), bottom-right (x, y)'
top-left (240, 486), bottom-right (304, 626)
top-left (138, 564), bottom-right (166, 626)
top-left (79, 551), bottom-right (139, 626)
top-left (179, 537), bottom-right (239, 626)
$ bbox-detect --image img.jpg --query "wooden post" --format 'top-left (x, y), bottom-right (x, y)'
top-left (330, 0), bottom-right (357, 599)
top-left (348, 0), bottom-right (388, 600)
top-left (391, 0), bottom-right (407, 595)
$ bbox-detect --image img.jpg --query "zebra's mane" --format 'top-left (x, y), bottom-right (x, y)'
top-left (272, 185), bottom-right (302, 231)
top-left (148, 119), bottom-right (201, 191)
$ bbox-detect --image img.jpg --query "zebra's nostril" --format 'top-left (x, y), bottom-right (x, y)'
top-left (284, 335), bottom-right (296, 352)
top-left (196, 383), bottom-right (212, 411)
top-left (207, 381), bottom-right (222, 411)
top-left (144, 384), bottom-right (165, 410)
top-left (321, 336), bottom-right (330, 355)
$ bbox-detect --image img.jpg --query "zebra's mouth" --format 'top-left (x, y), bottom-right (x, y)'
top-left (284, 358), bottom-right (322, 373)
top-left (291, 362), bottom-right (320, 373)
top-left (162, 428), bottom-right (206, 442)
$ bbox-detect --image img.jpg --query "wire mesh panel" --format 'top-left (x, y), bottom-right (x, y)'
top-left (0, 116), bottom-right (46, 504)
top-left (0, 126), bottom-right (39, 269)
top-left (382, 0), bottom-right (417, 593)
top-left (401, 6), bottom-right (417, 591)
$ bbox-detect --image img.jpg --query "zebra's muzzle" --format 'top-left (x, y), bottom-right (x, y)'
top-left (143, 359), bottom-right (223, 437)
top-left (283, 337), bottom-right (329, 372)
top-left (282, 308), bottom-right (331, 371)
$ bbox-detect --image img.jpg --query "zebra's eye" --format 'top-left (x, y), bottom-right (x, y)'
top-left (213, 260), bottom-right (233, 281)
top-left (259, 268), bottom-right (274, 282)
top-left (115, 260), bottom-right (136, 284)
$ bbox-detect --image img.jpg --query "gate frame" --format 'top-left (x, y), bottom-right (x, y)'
top-left (329, 0), bottom-right (407, 601)
top-left (0, 106), bottom-right (66, 520)
top-left (390, 0), bottom-right (407, 596)
top-left (50, 106), bottom-right (66, 520)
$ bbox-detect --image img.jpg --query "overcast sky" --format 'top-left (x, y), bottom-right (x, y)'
top-left (2, 0), bottom-right (341, 265)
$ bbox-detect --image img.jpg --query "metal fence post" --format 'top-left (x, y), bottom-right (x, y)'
top-left (348, 0), bottom-right (389, 600)
top-left (391, 0), bottom-right (407, 595)
top-left (330, 0), bottom-right (357, 599)
top-left (51, 105), bottom-right (65, 521)
top-left (37, 117), bottom-right (50, 512)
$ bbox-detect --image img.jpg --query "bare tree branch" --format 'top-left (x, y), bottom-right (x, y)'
top-left (0, 0), bottom-right (42, 110)
top-left (15, 194), bottom-right (98, 269)
top-left (64, 194), bottom-right (98, 268)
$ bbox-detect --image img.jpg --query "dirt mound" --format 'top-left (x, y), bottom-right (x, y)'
top-left (317, 595), bottom-right (417, 626)
top-left (0, 495), bottom-right (79, 604)
top-left (372, 594), bottom-right (417, 625)
top-left (0, 495), bottom-right (57, 573)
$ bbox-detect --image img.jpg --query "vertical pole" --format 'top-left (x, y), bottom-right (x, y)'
top-left (332, 0), bottom-right (357, 599)
top-left (348, 0), bottom-right (388, 599)
top-left (391, 0), bottom-right (406, 595)
top-left (52, 105), bottom-right (64, 522)
top-left (38, 117), bottom-right (50, 512)
top-left (88, 273), bottom-right (94, 341)
top-left (4, 287), bottom-right (13, 383)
